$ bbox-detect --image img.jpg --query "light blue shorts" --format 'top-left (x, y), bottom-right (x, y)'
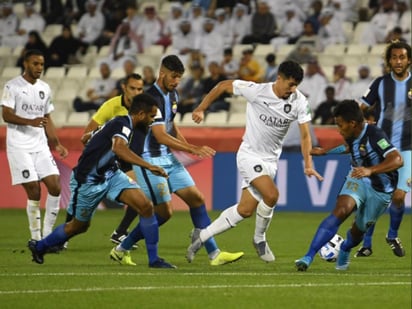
top-left (339, 175), bottom-right (392, 232)
top-left (398, 150), bottom-right (411, 193)
top-left (67, 169), bottom-right (139, 222)
top-left (134, 153), bottom-right (195, 205)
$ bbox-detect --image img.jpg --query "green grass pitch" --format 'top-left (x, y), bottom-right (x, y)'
top-left (0, 209), bottom-right (410, 309)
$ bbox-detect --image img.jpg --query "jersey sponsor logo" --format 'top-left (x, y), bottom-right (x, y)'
top-left (22, 170), bottom-right (30, 178)
top-left (172, 101), bottom-right (178, 114)
top-left (359, 144), bottom-right (367, 156)
top-left (284, 103), bottom-right (291, 113)
top-left (253, 165), bottom-right (262, 173)
top-left (39, 91), bottom-right (45, 99)
top-left (259, 114), bottom-right (291, 128)
top-left (377, 138), bottom-right (390, 150)
top-left (21, 103), bottom-right (45, 113)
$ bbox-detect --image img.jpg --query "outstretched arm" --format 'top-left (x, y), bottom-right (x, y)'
top-left (299, 122), bottom-right (323, 181)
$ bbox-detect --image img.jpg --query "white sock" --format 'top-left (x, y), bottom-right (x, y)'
top-left (254, 200), bottom-right (274, 244)
top-left (200, 205), bottom-right (244, 242)
top-left (43, 194), bottom-right (60, 237)
top-left (26, 200), bottom-right (41, 240)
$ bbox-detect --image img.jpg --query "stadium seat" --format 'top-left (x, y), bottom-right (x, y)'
top-left (323, 44), bottom-right (346, 56)
top-left (346, 44), bottom-right (369, 56)
top-left (87, 67), bottom-right (101, 78)
top-left (44, 67), bottom-right (66, 79)
top-left (59, 79), bottom-right (82, 94)
top-left (204, 111), bottom-right (229, 126)
top-left (143, 44), bottom-right (164, 57)
top-left (226, 96), bottom-right (247, 113)
top-left (369, 44), bottom-right (386, 56)
top-left (66, 66), bottom-right (89, 80)
top-left (352, 22), bottom-right (369, 45)
top-left (0, 47), bottom-right (14, 67)
top-left (254, 44), bottom-right (275, 57)
top-left (227, 112), bottom-right (246, 127)
top-left (97, 45), bottom-right (111, 58)
top-left (179, 113), bottom-right (200, 127)
top-left (1, 66), bottom-right (22, 79)
top-left (233, 44), bottom-right (254, 57)
top-left (51, 110), bottom-right (68, 128)
top-left (67, 111), bottom-right (90, 126)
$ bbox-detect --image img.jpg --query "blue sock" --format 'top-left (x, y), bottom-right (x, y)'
top-left (362, 224), bottom-right (375, 248)
top-left (121, 214), bottom-right (166, 250)
top-left (37, 224), bottom-right (68, 252)
top-left (388, 203), bottom-right (405, 239)
top-left (190, 205), bottom-right (219, 254)
top-left (341, 229), bottom-right (363, 252)
top-left (305, 214), bottom-right (341, 259)
top-left (139, 216), bottom-right (159, 264)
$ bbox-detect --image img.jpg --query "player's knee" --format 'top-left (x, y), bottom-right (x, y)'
top-left (262, 188), bottom-right (279, 206)
top-left (138, 200), bottom-right (154, 218)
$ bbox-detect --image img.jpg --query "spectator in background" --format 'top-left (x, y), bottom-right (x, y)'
top-left (72, 62), bottom-right (116, 112)
top-left (142, 65), bottom-right (157, 92)
top-left (385, 26), bottom-right (407, 43)
top-left (350, 65), bottom-right (373, 100)
top-left (105, 22), bottom-right (139, 71)
top-left (108, 58), bottom-right (138, 98)
top-left (263, 53), bottom-right (278, 82)
top-left (283, 120), bottom-right (319, 152)
top-left (242, 0), bottom-right (277, 44)
top-left (202, 61), bottom-right (230, 112)
top-left (306, 0), bottom-right (323, 34)
top-left (170, 19), bottom-right (196, 66)
top-left (77, 0), bottom-right (105, 48)
top-left (298, 58), bottom-right (328, 111)
top-left (0, 2), bottom-right (19, 47)
top-left (136, 5), bottom-right (164, 52)
top-left (220, 47), bottom-right (239, 80)
top-left (229, 3), bottom-right (251, 45)
top-left (188, 4), bottom-right (206, 37)
top-left (47, 25), bottom-right (85, 68)
top-left (286, 20), bottom-right (322, 64)
top-left (312, 86), bottom-right (339, 125)
top-left (177, 63), bottom-right (205, 118)
top-left (17, 31), bottom-right (48, 69)
top-left (317, 7), bottom-right (347, 50)
top-left (270, 6), bottom-right (303, 49)
top-left (162, 2), bottom-right (185, 48)
top-left (332, 64), bottom-right (352, 101)
top-left (396, 0), bottom-right (411, 44)
top-left (40, 0), bottom-right (64, 25)
top-left (213, 8), bottom-right (232, 48)
top-left (2, 2), bottom-right (45, 49)
top-left (63, 0), bottom-right (87, 25)
top-left (195, 18), bottom-right (225, 66)
top-left (122, 2), bottom-right (142, 34)
top-left (238, 48), bottom-right (263, 82)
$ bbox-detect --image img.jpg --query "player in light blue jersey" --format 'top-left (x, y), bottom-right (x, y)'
top-left (355, 40), bottom-right (411, 258)
top-left (111, 55), bottom-right (244, 266)
top-left (295, 100), bottom-right (403, 271)
top-left (28, 94), bottom-right (176, 268)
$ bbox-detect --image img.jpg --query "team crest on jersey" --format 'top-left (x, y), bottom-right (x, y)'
top-left (254, 165), bottom-right (263, 173)
top-left (284, 103), bottom-right (291, 113)
top-left (22, 170), bottom-right (30, 178)
top-left (39, 91), bottom-right (45, 99)
top-left (407, 178), bottom-right (411, 188)
top-left (408, 88), bottom-right (412, 100)
top-left (172, 101), bottom-right (177, 113)
top-left (359, 144), bottom-right (367, 156)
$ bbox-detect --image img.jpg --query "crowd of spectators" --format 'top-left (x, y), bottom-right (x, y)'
top-left (0, 0), bottom-right (410, 122)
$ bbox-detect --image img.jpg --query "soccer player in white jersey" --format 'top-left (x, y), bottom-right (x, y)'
top-left (1, 49), bottom-right (68, 242)
top-left (187, 60), bottom-right (324, 262)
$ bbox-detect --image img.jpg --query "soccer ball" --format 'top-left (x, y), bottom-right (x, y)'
top-left (318, 234), bottom-right (344, 262)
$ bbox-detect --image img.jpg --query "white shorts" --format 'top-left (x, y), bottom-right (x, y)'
top-left (236, 150), bottom-right (278, 200)
top-left (7, 149), bottom-right (60, 185)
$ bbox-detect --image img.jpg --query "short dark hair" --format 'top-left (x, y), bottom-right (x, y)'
top-left (161, 55), bottom-right (185, 74)
top-left (124, 73), bottom-right (142, 85)
top-left (277, 60), bottom-right (304, 83)
top-left (23, 49), bottom-right (44, 61)
top-left (129, 93), bottom-right (157, 114)
top-left (333, 100), bottom-right (364, 124)
top-left (265, 53), bottom-right (276, 63)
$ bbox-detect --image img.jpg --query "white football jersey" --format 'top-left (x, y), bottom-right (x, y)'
top-left (233, 80), bottom-right (312, 160)
top-left (1, 76), bottom-right (54, 152)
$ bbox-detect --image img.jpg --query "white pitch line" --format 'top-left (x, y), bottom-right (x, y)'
top-left (0, 282), bottom-right (409, 295)
top-left (0, 272), bottom-right (410, 277)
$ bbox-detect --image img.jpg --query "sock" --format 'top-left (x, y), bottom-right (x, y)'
top-left (36, 224), bottom-right (68, 252)
top-left (305, 214), bottom-right (341, 259)
top-left (388, 203), bottom-right (405, 239)
top-left (200, 205), bottom-right (244, 242)
top-left (139, 216), bottom-right (159, 264)
top-left (341, 229), bottom-right (363, 252)
top-left (115, 206), bottom-right (138, 235)
top-left (190, 205), bottom-right (220, 257)
top-left (43, 194), bottom-right (60, 237)
top-left (65, 211), bottom-right (73, 223)
top-left (120, 214), bottom-right (166, 250)
top-left (254, 200), bottom-right (274, 243)
top-left (26, 200), bottom-right (41, 240)
top-left (362, 224), bottom-right (375, 248)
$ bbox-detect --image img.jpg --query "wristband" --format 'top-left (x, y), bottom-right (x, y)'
top-left (326, 144), bottom-right (346, 154)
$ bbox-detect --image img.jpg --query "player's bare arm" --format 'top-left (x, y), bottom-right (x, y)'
top-left (299, 122), bottom-right (323, 181)
top-left (192, 80), bottom-right (234, 123)
top-left (351, 150), bottom-right (403, 179)
top-left (112, 136), bottom-right (167, 177)
top-left (81, 119), bottom-right (100, 145)
top-left (2, 106), bottom-right (47, 128)
top-left (44, 114), bottom-right (68, 159)
top-left (151, 124), bottom-right (216, 158)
